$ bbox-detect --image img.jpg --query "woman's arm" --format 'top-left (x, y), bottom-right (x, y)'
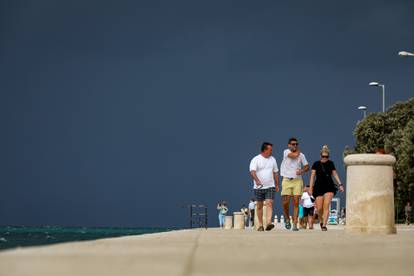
top-left (309, 170), bottom-right (316, 194)
top-left (332, 170), bottom-right (344, 192)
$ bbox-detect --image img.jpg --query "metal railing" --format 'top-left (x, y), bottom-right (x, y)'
top-left (188, 204), bottom-right (208, 229)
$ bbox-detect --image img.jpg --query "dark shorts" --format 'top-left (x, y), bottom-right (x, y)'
top-left (313, 183), bottom-right (337, 198)
top-left (254, 187), bottom-right (275, 202)
top-left (303, 207), bottom-right (314, 217)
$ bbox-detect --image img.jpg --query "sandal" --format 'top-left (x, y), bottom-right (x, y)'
top-left (285, 221), bottom-right (291, 230)
top-left (321, 225), bottom-right (328, 231)
top-left (265, 224), bottom-right (275, 231)
top-left (257, 226), bottom-right (264, 231)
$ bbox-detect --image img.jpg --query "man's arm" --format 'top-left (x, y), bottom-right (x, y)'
top-left (250, 170), bottom-right (262, 186)
top-left (296, 164), bottom-right (309, 175)
top-left (273, 171), bottom-right (280, 192)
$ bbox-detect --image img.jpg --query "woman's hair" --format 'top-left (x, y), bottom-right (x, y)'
top-left (320, 145), bottom-right (330, 155)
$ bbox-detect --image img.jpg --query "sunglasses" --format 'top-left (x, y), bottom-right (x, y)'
top-left (321, 155), bottom-right (329, 159)
top-left (290, 143), bottom-right (298, 146)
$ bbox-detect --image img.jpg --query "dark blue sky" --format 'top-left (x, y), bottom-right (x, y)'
top-left (1, 0), bottom-right (413, 227)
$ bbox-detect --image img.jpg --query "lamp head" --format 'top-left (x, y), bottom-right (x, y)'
top-left (398, 51), bottom-right (414, 57)
top-left (369, 82), bottom-right (379, 86)
top-left (358, 106), bottom-right (367, 111)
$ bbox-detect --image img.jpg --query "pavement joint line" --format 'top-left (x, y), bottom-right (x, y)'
top-left (181, 230), bottom-right (201, 276)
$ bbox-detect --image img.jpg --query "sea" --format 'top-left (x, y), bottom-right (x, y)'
top-left (0, 226), bottom-right (176, 251)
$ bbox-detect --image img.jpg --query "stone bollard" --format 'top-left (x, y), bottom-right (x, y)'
top-left (344, 154), bottom-right (396, 234)
top-left (224, 216), bottom-right (233, 229)
top-left (233, 212), bottom-right (245, 229)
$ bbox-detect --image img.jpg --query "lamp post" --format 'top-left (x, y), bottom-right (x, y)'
top-left (358, 106), bottom-right (367, 119)
top-left (398, 51), bottom-right (414, 57)
top-left (369, 82), bottom-right (385, 112)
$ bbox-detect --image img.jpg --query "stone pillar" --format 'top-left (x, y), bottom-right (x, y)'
top-left (224, 216), bottom-right (233, 229)
top-left (233, 212), bottom-right (245, 229)
top-left (344, 154), bottom-right (396, 234)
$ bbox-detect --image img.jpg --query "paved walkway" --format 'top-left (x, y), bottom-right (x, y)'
top-left (1, 225), bottom-right (413, 276)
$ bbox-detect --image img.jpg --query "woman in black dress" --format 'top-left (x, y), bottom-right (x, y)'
top-left (309, 145), bottom-right (344, 231)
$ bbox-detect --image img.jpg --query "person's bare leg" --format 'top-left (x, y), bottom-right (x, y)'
top-left (256, 201), bottom-right (264, 227)
top-left (315, 196), bottom-right (324, 224)
top-left (301, 216), bottom-right (307, 229)
top-left (292, 195), bottom-right (301, 225)
top-left (322, 192), bottom-right (334, 226)
top-left (282, 195), bottom-right (291, 221)
top-left (308, 215), bottom-right (314, 229)
top-left (265, 199), bottom-right (274, 226)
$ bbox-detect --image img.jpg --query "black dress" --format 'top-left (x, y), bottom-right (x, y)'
top-left (312, 160), bottom-right (337, 197)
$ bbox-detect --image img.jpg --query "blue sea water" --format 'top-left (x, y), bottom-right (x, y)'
top-left (0, 226), bottom-right (176, 250)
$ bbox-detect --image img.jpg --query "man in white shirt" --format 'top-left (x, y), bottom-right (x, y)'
top-left (280, 137), bottom-right (309, 231)
top-left (249, 142), bottom-right (280, 231)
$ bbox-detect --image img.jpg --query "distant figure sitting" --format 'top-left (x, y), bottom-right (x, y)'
top-left (340, 207), bottom-right (346, 225)
top-left (405, 202), bottom-right (412, 225)
top-left (249, 142), bottom-right (280, 231)
top-left (241, 205), bottom-right (249, 227)
top-left (309, 145), bottom-right (344, 231)
top-left (280, 137), bottom-right (309, 231)
top-left (248, 198), bottom-right (256, 228)
top-left (217, 202), bottom-right (228, 228)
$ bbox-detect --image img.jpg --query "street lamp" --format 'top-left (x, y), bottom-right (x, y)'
top-left (358, 106), bottom-right (368, 119)
top-left (369, 82), bottom-right (385, 112)
top-left (398, 51), bottom-right (414, 57)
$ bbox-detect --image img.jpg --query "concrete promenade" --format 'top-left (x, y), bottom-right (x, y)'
top-left (1, 225), bottom-right (413, 276)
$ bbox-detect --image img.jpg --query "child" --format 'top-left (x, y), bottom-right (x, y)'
top-left (301, 186), bottom-right (315, 229)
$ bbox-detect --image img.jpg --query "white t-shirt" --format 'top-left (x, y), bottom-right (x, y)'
top-left (280, 149), bottom-right (308, 179)
top-left (301, 192), bottom-right (314, 208)
top-left (248, 201), bottom-right (256, 210)
top-left (249, 154), bottom-right (279, 189)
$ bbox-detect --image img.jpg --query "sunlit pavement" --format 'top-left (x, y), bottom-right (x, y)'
top-left (0, 224), bottom-right (413, 276)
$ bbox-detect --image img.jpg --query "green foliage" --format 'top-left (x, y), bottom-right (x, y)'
top-left (349, 97), bottom-right (414, 219)
top-left (353, 112), bottom-right (387, 153)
